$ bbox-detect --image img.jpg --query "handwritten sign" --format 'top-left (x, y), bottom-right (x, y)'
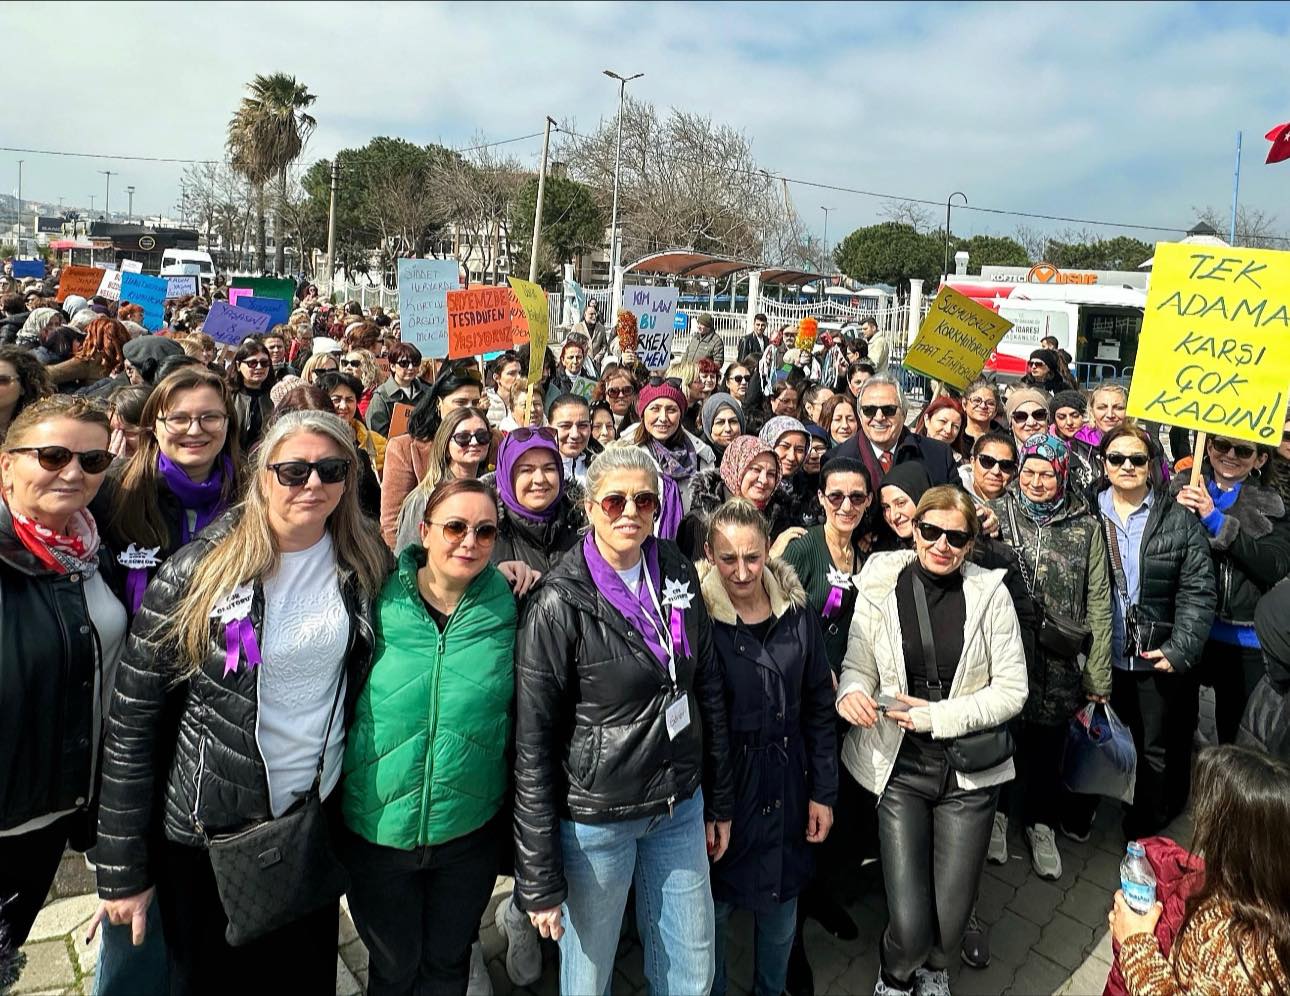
top-left (387, 402), bottom-right (414, 438)
top-left (1127, 243), bottom-right (1290, 444)
top-left (623, 285), bottom-right (680, 370)
top-left (397, 258), bottom-right (458, 356)
top-left (242, 296), bottom-right (290, 329)
top-left (119, 272), bottom-right (168, 331)
top-left (570, 375), bottom-right (598, 401)
top-left (11, 259), bottom-right (45, 279)
top-left (903, 286), bottom-right (1013, 391)
top-left (57, 265), bottom-right (106, 302)
top-left (508, 277), bottom-right (550, 385)
top-left (202, 300), bottom-right (271, 345)
top-left (121, 259), bottom-right (143, 274)
top-left (446, 286), bottom-right (515, 359)
top-left (164, 275), bottom-right (198, 299)
top-left (230, 276), bottom-right (295, 307)
top-left (98, 269), bottom-right (123, 302)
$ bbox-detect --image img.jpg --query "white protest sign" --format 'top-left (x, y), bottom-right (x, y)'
top-left (397, 258), bottom-right (459, 357)
top-left (98, 269), bottom-right (123, 301)
top-left (623, 285), bottom-right (679, 370)
top-left (121, 259), bottom-right (143, 274)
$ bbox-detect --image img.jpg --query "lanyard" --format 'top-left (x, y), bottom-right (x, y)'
top-left (636, 566), bottom-right (677, 685)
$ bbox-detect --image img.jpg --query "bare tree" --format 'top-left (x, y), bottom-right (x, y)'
top-left (428, 137), bottom-right (524, 283)
top-left (181, 161), bottom-right (256, 271)
top-left (1192, 203), bottom-right (1284, 249)
top-left (879, 199), bottom-right (934, 233)
top-left (1012, 224), bottom-right (1048, 263)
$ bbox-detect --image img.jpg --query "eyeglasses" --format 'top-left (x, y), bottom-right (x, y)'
top-left (823, 490), bottom-right (869, 508)
top-left (427, 518), bottom-right (498, 547)
top-left (1210, 439), bottom-right (1257, 459)
top-left (1011, 408), bottom-right (1046, 423)
top-left (0, 375), bottom-right (17, 387)
top-left (393, 358), bottom-right (417, 368)
top-left (510, 426), bottom-right (557, 444)
top-left (728, 374), bottom-right (750, 384)
top-left (966, 396), bottom-right (996, 409)
top-left (5, 445), bottom-right (114, 474)
top-left (157, 412), bottom-right (229, 433)
top-left (975, 454), bottom-right (1018, 474)
top-left (266, 457), bottom-right (351, 486)
top-left (597, 491), bottom-right (659, 519)
top-left (1106, 452), bottom-right (1150, 468)
top-left (241, 358), bottom-right (271, 370)
top-left (860, 404), bottom-right (900, 419)
top-left (451, 428), bottom-right (491, 447)
top-left (340, 359), bottom-right (363, 369)
top-left (605, 386), bottom-right (634, 399)
top-left (915, 521), bottom-right (972, 549)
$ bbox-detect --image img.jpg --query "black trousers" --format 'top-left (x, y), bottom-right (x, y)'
top-left (155, 840), bottom-right (339, 996)
top-left (1192, 640), bottom-right (1265, 745)
top-left (877, 738), bottom-right (999, 985)
top-left (341, 817), bottom-right (502, 996)
top-left (0, 814), bottom-right (77, 957)
top-left (1112, 668), bottom-right (1197, 837)
top-left (1008, 720), bottom-right (1099, 835)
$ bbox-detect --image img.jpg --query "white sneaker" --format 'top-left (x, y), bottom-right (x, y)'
top-left (874, 970), bottom-right (914, 995)
top-left (987, 812), bottom-right (1008, 864)
top-left (467, 940), bottom-right (493, 996)
top-left (914, 967), bottom-right (952, 996)
top-left (1026, 823), bottom-right (1063, 880)
top-left (495, 897), bottom-right (542, 987)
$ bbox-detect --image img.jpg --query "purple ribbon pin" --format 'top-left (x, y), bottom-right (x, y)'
top-left (125, 568), bottom-right (149, 616)
top-left (669, 606), bottom-right (693, 660)
top-left (223, 617), bottom-right (264, 677)
top-left (822, 585), bottom-right (845, 619)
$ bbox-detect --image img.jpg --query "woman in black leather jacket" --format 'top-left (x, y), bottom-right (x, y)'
top-left (226, 336), bottom-right (277, 453)
top-left (512, 441), bottom-right (734, 996)
top-left (91, 411), bottom-right (388, 995)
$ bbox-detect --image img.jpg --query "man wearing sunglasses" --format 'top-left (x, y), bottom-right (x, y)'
top-left (824, 375), bottom-right (958, 490)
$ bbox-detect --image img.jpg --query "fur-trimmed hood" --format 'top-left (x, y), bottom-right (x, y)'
top-left (1168, 470), bottom-right (1285, 551)
top-left (698, 556), bottom-right (808, 625)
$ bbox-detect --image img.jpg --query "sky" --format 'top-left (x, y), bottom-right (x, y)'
top-left (7, 0), bottom-right (1290, 252)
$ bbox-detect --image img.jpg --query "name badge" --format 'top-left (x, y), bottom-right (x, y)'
top-left (117, 543), bottom-right (161, 570)
top-left (211, 584), bottom-right (254, 623)
top-left (665, 693), bottom-right (691, 740)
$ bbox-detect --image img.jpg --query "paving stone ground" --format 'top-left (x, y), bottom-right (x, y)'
top-left (9, 697), bottom-right (1214, 996)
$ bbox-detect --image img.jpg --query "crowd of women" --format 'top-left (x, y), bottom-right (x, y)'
top-left (0, 274), bottom-right (1287, 996)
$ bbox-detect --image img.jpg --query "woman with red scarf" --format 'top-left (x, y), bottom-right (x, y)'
top-left (0, 395), bottom-right (125, 983)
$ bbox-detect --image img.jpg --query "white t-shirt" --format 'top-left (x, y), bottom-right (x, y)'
top-left (257, 533), bottom-right (349, 817)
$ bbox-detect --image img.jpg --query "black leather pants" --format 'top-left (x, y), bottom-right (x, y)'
top-left (877, 737), bottom-right (1000, 985)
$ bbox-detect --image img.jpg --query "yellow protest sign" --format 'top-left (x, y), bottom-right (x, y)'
top-left (508, 276), bottom-right (550, 385)
top-left (1126, 243), bottom-right (1290, 444)
top-left (903, 287), bottom-right (1013, 391)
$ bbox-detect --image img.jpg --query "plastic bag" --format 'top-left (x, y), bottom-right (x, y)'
top-left (1062, 702), bottom-right (1137, 803)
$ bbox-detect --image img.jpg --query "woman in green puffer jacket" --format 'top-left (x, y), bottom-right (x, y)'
top-left (341, 477), bottom-right (517, 996)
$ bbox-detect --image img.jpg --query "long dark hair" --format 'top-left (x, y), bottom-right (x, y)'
top-left (407, 363), bottom-right (483, 442)
top-left (227, 336), bottom-right (277, 393)
top-left (1178, 745), bottom-right (1290, 994)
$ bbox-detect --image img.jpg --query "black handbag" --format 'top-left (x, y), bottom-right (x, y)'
top-left (1007, 502), bottom-right (1093, 662)
top-left (203, 672), bottom-right (350, 947)
top-left (911, 572), bottom-right (1015, 773)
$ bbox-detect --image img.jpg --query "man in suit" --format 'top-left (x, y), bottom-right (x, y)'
top-left (736, 312), bottom-right (770, 363)
top-left (824, 373), bottom-right (958, 487)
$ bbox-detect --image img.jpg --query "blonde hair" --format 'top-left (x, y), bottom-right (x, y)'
top-left (165, 410), bottom-right (388, 674)
top-left (300, 352), bottom-right (339, 385)
top-left (706, 496), bottom-right (769, 548)
top-left (584, 439), bottom-right (661, 501)
top-left (913, 484), bottom-right (980, 537)
top-left (343, 348), bottom-right (380, 390)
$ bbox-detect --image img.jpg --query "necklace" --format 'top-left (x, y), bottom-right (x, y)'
top-left (824, 528), bottom-right (854, 573)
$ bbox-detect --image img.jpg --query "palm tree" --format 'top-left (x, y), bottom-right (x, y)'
top-left (226, 73), bottom-right (317, 275)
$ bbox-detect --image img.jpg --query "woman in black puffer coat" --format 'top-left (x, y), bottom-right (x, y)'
top-left (486, 428), bottom-right (584, 573)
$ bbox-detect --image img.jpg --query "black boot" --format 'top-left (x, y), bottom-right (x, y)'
top-left (803, 892), bottom-right (858, 941)
top-left (785, 932), bottom-right (814, 996)
top-left (960, 907), bottom-right (990, 969)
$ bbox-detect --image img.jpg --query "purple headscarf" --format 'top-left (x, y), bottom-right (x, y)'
top-left (496, 429), bottom-right (565, 524)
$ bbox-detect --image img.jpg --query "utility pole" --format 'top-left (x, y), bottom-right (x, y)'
top-left (126, 186), bottom-right (136, 224)
top-left (820, 206), bottom-right (833, 273)
top-left (89, 194), bottom-right (96, 217)
top-left (100, 170), bottom-right (117, 220)
top-left (15, 160), bottom-right (22, 253)
top-left (325, 158), bottom-right (340, 299)
top-left (528, 117), bottom-right (556, 283)
top-left (603, 70), bottom-right (643, 302)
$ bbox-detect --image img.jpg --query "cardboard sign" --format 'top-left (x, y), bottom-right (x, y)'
top-left (623, 285), bottom-right (680, 370)
top-left (903, 286), bottom-right (1013, 391)
top-left (1126, 243), bottom-right (1290, 444)
top-left (229, 276), bottom-right (295, 307)
top-left (397, 258), bottom-right (459, 357)
top-left (202, 300), bottom-right (272, 345)
top-left (387, 402), bottom-right (414, 438)
top-left (164, 275), bottom-right (198, 299)
top-left (228, 287), bottom-right (253, 308)
top-left (242, 296), bottom-right (290, 329)
top-left (11, 259), bottom-right (45, 279)
top-left (121, 259), bottom-right (143, 274)
top-left (57, 265), bottom-right (106, 302)
top-left (98, 269), bottom-right (123, 302)
top-left (446, 286), bottom-right (515, 359)
top-left (570, 375), bottom-right (598, 401)
top-left (508, 277), bottom-right (550, 385)
top-left (119, 272), bottom-right (168, 331)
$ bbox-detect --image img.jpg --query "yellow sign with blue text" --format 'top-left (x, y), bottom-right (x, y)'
top-left (903, 286), bottom-right (1013, 391)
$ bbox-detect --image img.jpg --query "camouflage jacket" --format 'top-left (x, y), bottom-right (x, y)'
top-left (989, 490), bottom-right (1113, 725)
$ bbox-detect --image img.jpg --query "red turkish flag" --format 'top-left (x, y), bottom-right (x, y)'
top-left (1265, 122), bottom-right (1290, 164)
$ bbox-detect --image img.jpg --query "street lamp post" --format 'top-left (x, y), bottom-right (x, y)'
top-left (820, 205), bottom-right (833, 273)
top-left (15, 160), bottom-right (22, 254)
top-left (126, 186), bottom-right (136, 224)
top-left (100, 171), bottom-right (117, 220)
top-left (944, 191), bottom-right (967, 281)
top-left (603, 69), bottom-right (643, 284)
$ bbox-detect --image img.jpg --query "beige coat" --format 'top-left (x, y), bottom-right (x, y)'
top-left (836, 550), bottom-right (1028, 794)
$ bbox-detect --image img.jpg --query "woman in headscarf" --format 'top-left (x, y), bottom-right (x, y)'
top-left (489, 427), bottom-right (584, 572)
top-left (631, 376), bottom-right (716, 540)
top-left (678, 435), bottom-right (785, 560)
top-left (877, 462), bottom-right (932, 551)
top-left (1020, 349), bottom-right (1072, 394)
top-left (759, 414), bottom-right (815, 536)
top-left (700, 392), bottom-right (744, 464)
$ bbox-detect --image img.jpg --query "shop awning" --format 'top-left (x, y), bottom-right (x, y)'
top-left (624, 249), bottom-right (824, 286)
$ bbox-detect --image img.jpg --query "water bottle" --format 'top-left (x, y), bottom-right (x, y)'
top-left (1120, 840), bottom-right (1157, 914)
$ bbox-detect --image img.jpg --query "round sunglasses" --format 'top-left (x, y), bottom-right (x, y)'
top-left (426, 518), bottom-right (498, 546)
top-left (596, 491), bottom-right (659, 519)
top-left (6, 445), bottom-right (114, 474)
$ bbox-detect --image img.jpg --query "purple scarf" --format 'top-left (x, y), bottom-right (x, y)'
top-left (497, 431), bottom-right (565, 524)
top-left (657, 477), bottom-right (684, 540)
top-left (583, 531), bottom-right (675, 670)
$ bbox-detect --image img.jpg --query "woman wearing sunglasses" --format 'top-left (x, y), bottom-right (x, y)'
top-left (1004, 387), bottom-right (1051, 450)
top-left (316, 371), bottom-right (388, 476)
top-left (339, 349), bottom-right (380, 420)
top-left (364, 341), bottom-right (426, 438)
top-left (227, 336), bottom-right (277, 453)
top-left (594, 364), bottom-right (640, 433)
top-left (341, 478), bottom-right (517, 996)
top-left (723, 362), bottom-right (753, 406)
top-left (631, 378), bottom-right (716, 539)
top-left (1093, 425), bottom-right (1216, 839)
top-left (698, 499), bottom-right (837, 996)
top-left (989, 433), bottom-right (1112, 881)
top-left (1173, 434), bottom-right (1290, 744)
top-left (513, 442), bottom-right (734, 996)
top-left (837, 486), bottom-right (1027, 996)
top-left (92, 411), bottom-right (389, 994)
top-left (0, 396), bottom-right (126, 969)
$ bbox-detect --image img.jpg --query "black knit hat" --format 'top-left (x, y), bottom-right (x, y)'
top-left (1048, 390), bottom-right (1086, 421)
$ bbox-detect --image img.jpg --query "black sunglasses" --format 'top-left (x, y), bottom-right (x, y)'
top-left (823, 490), bottom-right (869, 509)
top-left (915, 521), bottom-right (972, 549)
top-left (241, 357), bottom-right (271, 370)
top-left (597, 491), bottom-right (659, 519)
top-left (605, 386), bottom-right (634, 399)
top-left (510, 426), bottom-right (557, 444)
top-left (393, 358), bottom-right (417, 368)
top-left (1011, 408), bottom-right (1046, 423)
top-left (1210, 439), bottom-right (1257, 459)
top-left (340, 359), bottom-right (364, 368)
top-left (451, 428), bottom-right (491, 447)
top-left (860, 404), bottom-right (899, 419)
top-left (267, 457), bottom-right (351, 486)
top-left (427, 518), bottom-right (498, 546)
top-left (1106, 452), bottom-right (1150, 468)
top-left (976, 454), bottom-right (1018, 474)
top-left (6, 445), bottom-right (114, 474)
top-left (728, 374), bottom-right (750, 384)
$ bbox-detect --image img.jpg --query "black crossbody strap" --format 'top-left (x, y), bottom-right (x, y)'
top-left (312, 666), bottom-right (347, 787)
top-left (910, 572), bottom-right (945, 703)
top-left (1102, 515), bottom-right (1132, 606)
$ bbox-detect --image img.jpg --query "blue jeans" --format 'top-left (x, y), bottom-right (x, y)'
top-left (559, 788), bottom-right (715, 995)
top-left (94, 898), bottom-right (167, 996)
top-left (712, 897), bottom-right (798, 996)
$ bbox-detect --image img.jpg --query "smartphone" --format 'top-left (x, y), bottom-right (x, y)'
top-left (875, 693), bottom-right (901, 713)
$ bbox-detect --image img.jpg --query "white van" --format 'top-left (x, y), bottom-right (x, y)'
top-left (160, 249), bottom-right (215, 282)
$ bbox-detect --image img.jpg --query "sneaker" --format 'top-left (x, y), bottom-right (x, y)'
top-left (1060, 821), bottom-right (1092, 844)
top-left (467, 940), bottom-right (493, 996)
top-left (987, 812), bottom-right (1008, 864)
top-left (495, 898), bottom-right (542, 987)
top-left (1026, 823), bottom-right (1063, 880)
top-left (914, 967), bottom-right (952, 996)
top-left (874, 969), bottom-right (914, 996)
top-left (960, 909), bottom-right (990, 969)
